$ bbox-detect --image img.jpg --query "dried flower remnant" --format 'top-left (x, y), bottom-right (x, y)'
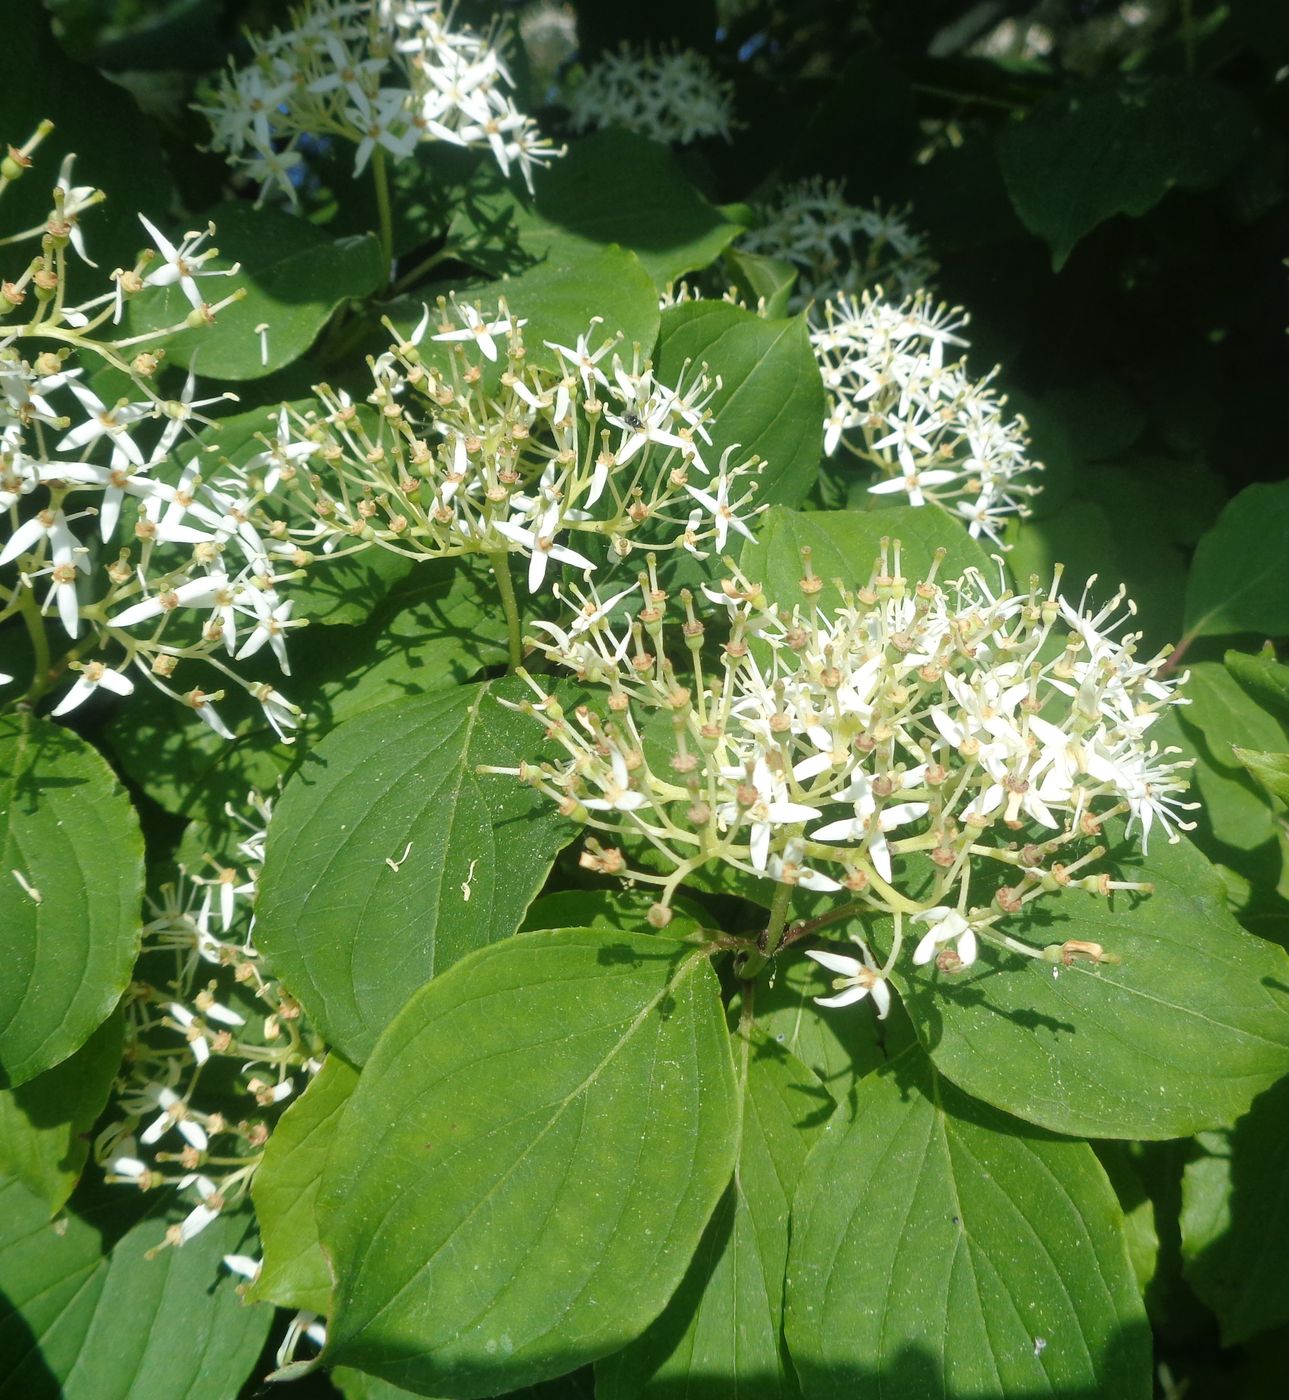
top-left (493, 541), bottom-right (1194, 1011)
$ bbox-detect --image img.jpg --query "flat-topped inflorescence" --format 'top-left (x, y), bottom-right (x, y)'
top-left (740, 178), bottom-right (936, 313)
top-left (566, 42), bottom-right (736, 146)
top-left (95, 793), bottom-right (324, 1256)
top-left (259, 297), bottom-right (766, 591)
top-left (811, 289), bottom-right (1043, 543)
top-left (197, 0), bottom-right (562, 202)
top-left (490, 541), bottom-right (1194, 1005)
top-left (0, 131), bottom-right (300, 738)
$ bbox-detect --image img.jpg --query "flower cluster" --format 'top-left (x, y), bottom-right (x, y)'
top-left (95, 794), bottom-right (325, 1251)
top-left (494, 542), bottom-right (1193, 1009)
top-left (659, 280), bottom-right (768, 317)
top-left (811, 290), bottom-right (1043, 544)
top-left (258, 298), bottom-right (765, 592)
top-left (566, 42), bottom-right (736, 146)
top-left (196, 0), bottom-right (561, 203)
top-left (0, 132), bottom-right (300, 738)
top-left (739, 178), bottom-right (937, 312)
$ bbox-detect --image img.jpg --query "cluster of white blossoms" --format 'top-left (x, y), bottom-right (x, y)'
top-left (258, 297), bottom-right (765, 593)
top-left (196, 0), bottom-right (561, 203)
top-left (95, 794), bottom-right (325, 1253)
top-left (0, 131), bottom-right (301, 738)
top-left (566, 42), bottom-right (736, 145)
top-left (739, 178), bottom-right (937, 313)
top-left (811, 290), bottom-right (1043, 544)
top-left (659, 280), bottom-right (768, 317)
top-left (493, 541), bottom-right (1194, 1012)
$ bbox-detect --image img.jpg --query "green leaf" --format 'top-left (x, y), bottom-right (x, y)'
top-left (441, 244), bottom-right (662, 375)
top-left (1167, 666), bottom-right (1287, 898)
top-left (104, 555), bottom-right (508, 823)
top-left (740, 505), bottom-right (998, 606)
top-left (1180, 1075), bottom-right (1289, 1345)
top-left (785, 1052), bottom-right (1151, 1398)
top-left (0, 715), bottom-right (143, 1087)
top-left (246, 1054), bottom-right (360, 1315)
top-left (1179, 662), bottom-right (1287, 773)
top-left (0, 1180), bottom-right (271, 1399)
top-left (521, 887), bottom-right (708, 937)
top-left (318, 929), bottom-right (739, 1397)
top-left (656, 304), bottom-right (825, 508)
top-left (1095, 1142), bottom-right (1162, 1298)
top-left (997, 77), bottom-right (1255, 269)
top-left (892, 833), bottom-right (1289, 1139)
top-left (597, 1027), bottom-right (827, 1400)
top-left (723, 249), bottom-right (798, 320)
top-left (125, 202), bottom-right (385, 380)
top-left (1227, 648), bottom-right (1289, 734)
top-left (451, 132), bottom-right (742, 289)
top-left (333, 1365), bottom-right (596, 1400)
top-left (255, 678), bottom-right (574, 1062)
top-left (1039, 381), bottom-right (1145, 463)
top-left (1185, 481), bottom-right (1289, 640)
top-left (0, 8), bottom-right (172, 277)
top-left (1008, 484), bottom-right (1189, 652)
top-left (289, 547), bottom-right (414, 629)
top-left (1234, 747), bottom-right (1289, 805)
top-left (0, 1013), bottom-right (122, 1215)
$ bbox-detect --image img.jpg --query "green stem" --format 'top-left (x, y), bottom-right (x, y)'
top-left (1180, 0), bottom-right (1196, 75)
top-left (737, 878), bottom-right (794, 981)
top-left (371, 148), bottom-right (394, 287)
top-left (17, 587), bottom-right (51, 705)
top-left (488, 550), bottom-right (523, 672)
top-left (392, 244), bottom-right (461, 295)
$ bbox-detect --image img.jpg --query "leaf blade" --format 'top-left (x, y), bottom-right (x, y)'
top-left (785, 1053), bottom-right (1151, 1397)
top-left (0, 716), bottom-right (143, 1087)
top-left (255, 678), bottom-right (575, 1062)
top-left (318, 929), bottom-right (739, 1398)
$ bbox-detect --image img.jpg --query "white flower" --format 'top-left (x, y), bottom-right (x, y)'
top-left (51, 661), bottom-right (134, 716)
top-left (546, 319), bottom-right (613, 395)
top-left (137, 216), bottom-right (238, 312)
top-left (56, 382), bottom-right (150, 470)
top-left (491, 518), bottom-right (595, 592)
top-left (911, 907), bottom-right (979, 967)
top-left (177, 1173), bottom-right (222, 1241)
top-left (235, 595), bottom-right (295, 672)
top-left (431, 300), bottom-right (526, 362)
top-left (138, 1086), bottom-right (209, 1151)
top-left (275, 1311), bottom-right (327, 1369)
top-left (350, 87), bottom-right (420, 175)
top-left (808, 289), bottom-right (1041, 533)
top-left (567, 43), bottom-right (735, 146)
top-left (54, 153), bottom-right (101, 267)
top-left (741, 178), bottom-right (936, 311)
top-left (109, 572), bottom-right (235, 630)
top-left (684, 469), bottom-right (757, 552)
top-left (504, 549), bottom-right (1191, 951)
top-left (805, 948), bottom-right (892, 1016)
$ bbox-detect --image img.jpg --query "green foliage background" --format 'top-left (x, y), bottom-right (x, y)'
top-left (3, 1), bottom-right (1289, 1397)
